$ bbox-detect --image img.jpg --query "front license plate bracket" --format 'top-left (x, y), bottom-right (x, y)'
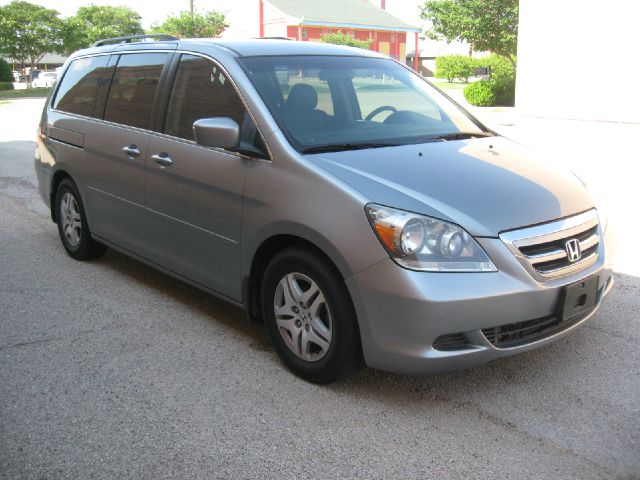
top-left (561, 275), bottom-right (599, 321)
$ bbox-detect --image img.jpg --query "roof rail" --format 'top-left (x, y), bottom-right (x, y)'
top-left (255, 37), bottom-right (293, 40)
top-left (92, 34), bottom-right (178, 48)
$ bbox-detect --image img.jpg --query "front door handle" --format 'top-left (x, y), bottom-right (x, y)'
top-left (151, 153), bottom-right (173, 167)
top-left (122, 145), bottom-right (140, 158)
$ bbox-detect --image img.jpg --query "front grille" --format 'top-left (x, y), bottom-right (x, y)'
top-left (481, 308), bottom-right (593, 348)
top-left (500, 210), bottom-right (601, 280)
top-left (433, 333), bottom-right (471, 351)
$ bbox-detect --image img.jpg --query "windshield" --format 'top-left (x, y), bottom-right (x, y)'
top-left (239, 55), bottom-right (488, 153)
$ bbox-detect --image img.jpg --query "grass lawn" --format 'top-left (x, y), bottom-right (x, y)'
top-left (432, 82), bottom-right (469, 90)
top-left (0, 100), bottom-right (9, 105)
top-left (0, 87), bottom-right (50, 99)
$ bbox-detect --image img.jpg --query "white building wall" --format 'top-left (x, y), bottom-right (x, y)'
top-left (516, 0), bottom-right (640, 123)
top-left (212, 0), bottom-right (260, 39)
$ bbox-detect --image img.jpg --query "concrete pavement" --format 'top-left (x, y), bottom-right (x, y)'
top-left (1, 99), bottom-right (638, 479)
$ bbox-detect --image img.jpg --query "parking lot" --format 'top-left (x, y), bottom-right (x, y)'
top-left (1, 99), bottom-right (638, 479)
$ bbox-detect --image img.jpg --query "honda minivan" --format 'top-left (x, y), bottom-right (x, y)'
top-left (35, 35), bottom-right (614, 383)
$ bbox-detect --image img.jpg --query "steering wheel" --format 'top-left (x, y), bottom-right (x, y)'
top-left (365, 105), bottom-right (397, 121)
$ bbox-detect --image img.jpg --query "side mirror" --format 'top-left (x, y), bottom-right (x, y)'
top-left (193, 117), bottom-right (240, 149)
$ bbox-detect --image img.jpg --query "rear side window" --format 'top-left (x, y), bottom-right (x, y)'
top-left (53, 56), bottom-right (109, 117)
top-left (164, 54), bottom-right (245, 140)
top-left (104, 53), bottom-right (169, 130)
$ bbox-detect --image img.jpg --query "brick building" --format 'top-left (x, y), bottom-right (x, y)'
top-left (224, 0), bottom-right (420, 69)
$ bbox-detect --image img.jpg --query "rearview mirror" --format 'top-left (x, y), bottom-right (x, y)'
top-left (193, 117), bottom-right (239, 149)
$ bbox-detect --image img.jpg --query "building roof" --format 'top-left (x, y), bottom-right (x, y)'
top-left (2, 53), bottom-right (68, 65)
top-left (267, 0), bottom-right (420, 32)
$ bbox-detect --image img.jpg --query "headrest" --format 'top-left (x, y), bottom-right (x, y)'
top-left (286, 83), bottom-right (318, 110)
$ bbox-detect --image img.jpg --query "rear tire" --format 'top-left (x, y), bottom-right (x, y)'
top-left (54, 178), bottom-right (106, 260)
top-left (261, 247), bottom-right (360, 384)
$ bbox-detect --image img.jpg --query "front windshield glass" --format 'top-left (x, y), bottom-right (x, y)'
top-left (239, 55), bottom-right (487, 152)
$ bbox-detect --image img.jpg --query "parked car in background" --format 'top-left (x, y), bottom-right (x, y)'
top-left (33, 71), bottom-right (57, 88)
top-left (35, 35), bottom-right (614, 383)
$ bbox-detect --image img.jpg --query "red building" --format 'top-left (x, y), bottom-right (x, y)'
top-left (258, 0), bottom-right (420, 69)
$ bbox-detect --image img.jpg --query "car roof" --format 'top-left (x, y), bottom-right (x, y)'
top-left (71, 38), bottom-right (385, 60)
top-left (183, 38), bottom-right (384, 58)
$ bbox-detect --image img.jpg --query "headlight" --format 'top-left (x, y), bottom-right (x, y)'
top-left (365, 204), bottom-right (496, 272)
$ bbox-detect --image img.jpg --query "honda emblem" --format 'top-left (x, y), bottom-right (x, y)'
top-left (565, 239), bottom-right (581, 262)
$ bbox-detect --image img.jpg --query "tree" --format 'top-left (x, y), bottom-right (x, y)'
top-left (151, 11), bottom-right (227, 38)
top-left (62, 6), bottom-right (144, 54)
top-left (0, 58), bottom-right (13, 82)
top-left (0, 1), bottom-right (64, 83)
top-left (320, 31), bottom-right (373, 50)
top-left (420, 0), bottom-right (518, 67)
top-left (434, 54), bottom-right (476, 82)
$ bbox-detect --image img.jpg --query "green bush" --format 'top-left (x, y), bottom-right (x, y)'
top-left (320, 31), bottom-right (372, 49)
top-left (491, 75), bottom-right (516, 106)
top-left (475, 54), bottom-right (515, 80)
top-left (0, 59), bottom-right (13, 83)
top-left (435, 55), bottom-right (476, 82)
top-left (0, 82), bottom-right (14, 91)
top-left (466, 54), bottom-right (516, 106)
top-left (463, 80), bottom-right (495, 106)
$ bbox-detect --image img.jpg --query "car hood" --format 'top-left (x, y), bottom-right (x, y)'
top-left (306, 136), bottom-right (594, 237)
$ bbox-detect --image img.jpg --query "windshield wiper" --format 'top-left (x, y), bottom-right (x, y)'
top-left (300, 142), bottom-right (400, 154)
top-left (300, 132), bottom-right (494, 153)
top-left (425, 131), bottom-right (495, 142)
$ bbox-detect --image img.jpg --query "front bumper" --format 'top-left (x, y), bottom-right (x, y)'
top-left (346, 233), bottom-right (614, 375)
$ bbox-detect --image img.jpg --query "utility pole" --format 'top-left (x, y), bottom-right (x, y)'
top-left (189, 0), bottom-right (194, 16)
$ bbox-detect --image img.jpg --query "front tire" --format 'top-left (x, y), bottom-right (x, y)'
top-left (54, 178), bottom-right (106, 260)
top-left (261, 247), bottom-right (360, 383)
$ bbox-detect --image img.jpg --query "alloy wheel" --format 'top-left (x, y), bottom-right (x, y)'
top-left (273, 272), bottom-right (333, 362)
top-left (60, 191), bottom-right (82, 247)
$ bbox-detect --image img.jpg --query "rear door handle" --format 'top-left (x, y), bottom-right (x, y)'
top-left (151, 153), bottom-right (173, 167)
top-left (122, 145), bottom-right (140, 158)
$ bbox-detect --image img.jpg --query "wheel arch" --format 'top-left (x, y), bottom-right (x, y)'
top-left (49, 168), bottom-right (74, 223)
top-left (242, 229), bottom-right (353, 323)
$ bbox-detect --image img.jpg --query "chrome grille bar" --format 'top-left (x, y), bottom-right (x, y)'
top-left (526, 232), bottom-right (600, 265)
top-left (500, 210), bottom-right (601, 280)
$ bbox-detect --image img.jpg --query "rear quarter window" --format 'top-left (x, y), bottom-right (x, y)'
top-left (53, 56), bottom-right (110, 117)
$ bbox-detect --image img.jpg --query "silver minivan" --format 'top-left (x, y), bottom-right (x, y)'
top-left (35, 35), bottom-right (614, 383)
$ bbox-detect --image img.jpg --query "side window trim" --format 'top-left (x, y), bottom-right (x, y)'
top-left (50, 54), bottom-right (112, 118)
top-left (48, 49), bottom-right (272, 160)
top-left (151, 52), bottom-right (180, 134)
top-left (93, 54), bottom-right (119, 120)
top-left (160, 51), bottom-right (272, 161)
top-left (159, 52), bottom-right (248, 141)
top-left (103, 52), bottom-right (172, 130)
top-left (49, 62), bottom-right (72, 109)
